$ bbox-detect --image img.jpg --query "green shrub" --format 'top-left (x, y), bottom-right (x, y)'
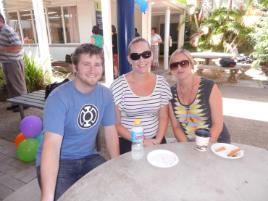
top-left (0, 65), bottom-right (6, 89)
top-left (23, 54), bottom-right (47, 92)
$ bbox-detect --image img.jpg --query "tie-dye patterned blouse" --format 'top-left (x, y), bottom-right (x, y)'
top-left (170, 77), bottom-right (230, 142)
top-left (170, 78), bottom-right (214, 140)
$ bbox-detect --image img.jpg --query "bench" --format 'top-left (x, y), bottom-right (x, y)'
top-left (7, 90), bottom-right (45, 119)
top-left (195, 63), bottom-right (251, 83)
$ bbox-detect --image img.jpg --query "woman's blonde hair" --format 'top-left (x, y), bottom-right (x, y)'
top-left (169, 48), bottom-right (196, 67)
top-left (127, 37), bottom-right (151, 55)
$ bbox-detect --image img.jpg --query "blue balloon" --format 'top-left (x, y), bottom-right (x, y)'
top-left (135, 0), bottom-right (148, 13)
top-left (140, 1), bottom-right (148, 13)
top-left (36, 133), bottom-right (44, 143)
top-left (135, 0), bottom-right (142, 5)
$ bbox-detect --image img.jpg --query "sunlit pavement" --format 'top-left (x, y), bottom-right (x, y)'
top-left (223, 98), bottom-right (268, 122)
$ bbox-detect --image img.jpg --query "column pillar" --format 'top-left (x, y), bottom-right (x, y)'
top-left (0, 0), bottom-right (6, 19)
top-left (164, 8), bottom-right (170, 70)
top-left (117, 0), bottom-right (135, 75)
top-left (142, 0), bottom-right (151, 42)
top-left (101, 0), bottom-right (113, 86)
top-left (178, 11), bottom-right (186, 48)
top-left (32, 0), bottom-right (52, 74)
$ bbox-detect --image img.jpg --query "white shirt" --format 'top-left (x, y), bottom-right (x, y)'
top-left (111, 74), bottom-right (172, 139)
top-left (151, 33), bottom-right (162, 46)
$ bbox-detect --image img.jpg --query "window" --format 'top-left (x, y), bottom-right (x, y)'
top-left (7, 6), bottom-right (80, 44)
top-left (63, 6), bottom-right (79, 43)
top-left (47, 7), bottom-right (64, 43)
top-left (7, 12), bottom-right (21, 40)
top-left (19, 10), bottom-right (36, 44)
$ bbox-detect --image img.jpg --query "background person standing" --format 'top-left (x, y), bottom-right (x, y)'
top-left (0, 13), bottom-right (27, 112)
top-left (112, 25), bottom-right (119, 78)
top-left (90, 25), bottom-right (103, 48)
top-left (151, 27), bottom-right (162, 70)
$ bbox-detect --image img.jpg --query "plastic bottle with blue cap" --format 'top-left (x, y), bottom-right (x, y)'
top-left (131, 119), bottom-right (144, 160)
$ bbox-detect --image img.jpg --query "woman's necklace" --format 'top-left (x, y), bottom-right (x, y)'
top-left (177, 76), bottom-right (196, 105)
top-left (177, 76), bottom-right (197, 128)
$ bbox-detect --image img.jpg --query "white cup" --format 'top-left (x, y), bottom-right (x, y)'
top-left (195, 129), bottom-right (210, 152)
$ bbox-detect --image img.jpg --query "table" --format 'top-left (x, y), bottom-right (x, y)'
top-left (59, 143), bottom-right (268, 201)
top-left (7, 90), bottom-right (45, 119)
top-left (196, 63), bottom-right (251, 83)
top-left (190, 52), bottom-right (250, 83)
top-left (191, 52), bottom-right (234, 64)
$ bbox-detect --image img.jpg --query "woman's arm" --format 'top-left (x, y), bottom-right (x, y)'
top-left (153, 104), bottom-right (169, 144)
top-left (169, 103), bottom-right (188, 142)
top-left (144, 104), bottom-right (169, 146)
top-left (209, 84), bottom-right (224, 143)
top-left (115, 105), bottom-right (131, 140)
top-left (0, 45), bottom-right (22, 53)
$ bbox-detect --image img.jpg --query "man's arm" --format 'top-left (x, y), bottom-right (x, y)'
top-left (158, 34), bottom-right (162, 44)
top-left (40, 132), bottom-right (63, 201)
top-left (103, 125), bottom-right (119, 158)
top-left (0, 45), bottom-right (22, 53)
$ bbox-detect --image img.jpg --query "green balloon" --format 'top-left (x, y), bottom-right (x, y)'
top-left (16, 139), bottom-right (39, 162)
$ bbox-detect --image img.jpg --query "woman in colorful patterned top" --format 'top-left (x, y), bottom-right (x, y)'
top-left (169, 48), bottom-right (230, 143)
top-left (111, 37), bottom-right (172, 154)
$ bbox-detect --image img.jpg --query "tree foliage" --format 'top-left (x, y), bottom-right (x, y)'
top-left (250, 14), bottom-right (268, 64)
top-left (197, 8), bottom-right (254, 54)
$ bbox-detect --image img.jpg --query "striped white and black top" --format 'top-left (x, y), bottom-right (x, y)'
top-left (111, 74), bottom-right (172, 139)
top-left (0, 25), bottom-right (23, 63)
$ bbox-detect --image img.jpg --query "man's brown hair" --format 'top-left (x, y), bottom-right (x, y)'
top-left (71, 43), bottom-right (104, 66)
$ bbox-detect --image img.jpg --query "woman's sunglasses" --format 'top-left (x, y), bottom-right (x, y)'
top-left (130, 51), bottom-right (152, 60)
top-left (169, 60), bottom-right (190, 70)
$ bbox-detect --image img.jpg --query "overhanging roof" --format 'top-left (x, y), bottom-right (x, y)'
top-left (151, 0), bottom-right (186, 15)
top-left (5, 0), bottom-right (186, 14)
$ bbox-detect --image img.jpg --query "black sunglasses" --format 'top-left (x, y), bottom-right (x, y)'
top-left (130, 51), bottom-right (152, 60)
top-left (169, 60), bottom-right (190, 70)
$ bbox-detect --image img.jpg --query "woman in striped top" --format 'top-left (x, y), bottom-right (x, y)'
top-left (111, 37), bottom-right (172, 154)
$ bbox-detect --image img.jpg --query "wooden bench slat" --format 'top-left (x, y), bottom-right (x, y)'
top-left (8, 100), bottom-right (44, 109)
top-left (8, 96), bottom-right (45, 106)
top-left (18, 93), bottom-right (45, 100)
top-left (8, 99), bottom-right (45, 108)
top-left (7, 90), bottom-right (46, 119)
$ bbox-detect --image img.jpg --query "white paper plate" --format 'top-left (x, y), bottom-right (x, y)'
top-left (147, 149), bottom-right (179, 168)
top-left (211, 143), bottom-right (244, 159)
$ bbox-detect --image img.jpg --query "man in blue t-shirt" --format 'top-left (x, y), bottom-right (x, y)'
top-left (36, 44), bottom-right (119, 201)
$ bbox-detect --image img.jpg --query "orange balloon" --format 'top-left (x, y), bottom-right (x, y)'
top-left (15, 133), bottom-right (26, 147)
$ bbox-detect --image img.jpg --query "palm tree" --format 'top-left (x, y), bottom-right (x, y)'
top-left (196, 8), bottom-right (253, 54)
